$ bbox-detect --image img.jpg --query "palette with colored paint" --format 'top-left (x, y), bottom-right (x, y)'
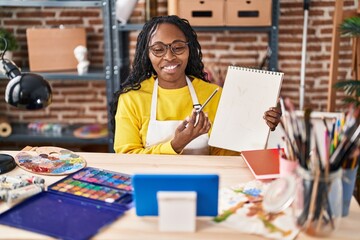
top-left (72, 167), bottom-right (132, 191)
top-left (48, 167), bottom-right (133, 207)
top-left (73, 124), bottom-right (108, 139)
top-left (14, 146), bottom-right (86, 175)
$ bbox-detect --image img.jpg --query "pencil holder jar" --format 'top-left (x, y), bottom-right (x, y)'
top-left (279, 156), bottom-right (298, 177)
top-left (293, 167), bottom-right (342, 237)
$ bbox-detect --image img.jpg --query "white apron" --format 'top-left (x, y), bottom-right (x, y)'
top-left (145, 77), bottom-right (209, 155)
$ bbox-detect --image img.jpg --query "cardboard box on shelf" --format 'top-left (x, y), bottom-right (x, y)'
top-left (26, 28), bottom-right (86, 72)
top-left (175, 0), bottom-right (224, 26)
top-left (225, 0), bottom-right (272, 26)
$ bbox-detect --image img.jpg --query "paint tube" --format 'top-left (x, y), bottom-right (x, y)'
top-left (7, 184), bottom-right (43, 204)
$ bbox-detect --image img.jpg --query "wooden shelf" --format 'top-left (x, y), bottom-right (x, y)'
top-left (0, 0), bottom-right (103, 7)
top-left (118, 24), bottom-right (273, 32)
top-left (0, 68), bottom-right (105, 81)
top-left (0, 123), bottom-right (108, 146)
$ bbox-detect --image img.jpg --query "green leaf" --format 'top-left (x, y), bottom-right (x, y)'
top-left (340, 16), bottom-right (360, 37)
top-left (334, 80), bottom-right (360, 106)
top-left (0, 28), bottom-right (19, 51)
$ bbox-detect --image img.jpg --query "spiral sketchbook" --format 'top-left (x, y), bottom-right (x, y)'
top-left (209, 66), bottom-right (283, 152)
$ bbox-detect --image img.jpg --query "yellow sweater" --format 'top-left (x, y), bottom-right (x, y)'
top-left (114, 76), bottom-right (239, 155)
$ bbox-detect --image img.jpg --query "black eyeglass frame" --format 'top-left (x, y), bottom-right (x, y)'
top-left (148, 40), bottom-right (189, 57)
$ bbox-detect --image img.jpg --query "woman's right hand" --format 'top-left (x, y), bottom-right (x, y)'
top-left (171, 110), bottom-right (211, 153)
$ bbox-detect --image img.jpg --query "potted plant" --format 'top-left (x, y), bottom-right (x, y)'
top-left (0, 28), bottom-right (19, 73)
top-left (336, 16), bottom-right (360, 107)
top-left (336, 15), bottom-right (360, 204)
top-left (0, 28), bottom-right (19, 53)
top-left (0, 28), bottom-right (19, 69)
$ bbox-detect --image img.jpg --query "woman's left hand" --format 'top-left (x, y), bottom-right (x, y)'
top-left (263, 106), bottom-right (282, 131)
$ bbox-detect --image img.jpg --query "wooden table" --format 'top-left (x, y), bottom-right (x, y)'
top-left (0, 151), bottom-right (359, 239)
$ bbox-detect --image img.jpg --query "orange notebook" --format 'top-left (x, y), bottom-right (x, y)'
top-left (241, 148), bottom-right (280, 179)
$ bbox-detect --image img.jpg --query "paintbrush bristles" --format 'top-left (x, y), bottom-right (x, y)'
top-left (278, 98), bottom-right (360, 172)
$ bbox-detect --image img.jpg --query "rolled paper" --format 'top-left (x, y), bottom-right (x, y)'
top-left (0, 115), bottom-right (12, 137)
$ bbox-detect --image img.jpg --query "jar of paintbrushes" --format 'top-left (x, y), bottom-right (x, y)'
top-left (279, 98), bottom-right (360, 237)
top-left (293, 166), bottom-right (342, 237)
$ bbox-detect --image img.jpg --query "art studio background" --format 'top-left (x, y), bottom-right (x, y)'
top-left (0, 0), bottom-right (359, 236)
top-left (0, 1), bottom-right (357, 154)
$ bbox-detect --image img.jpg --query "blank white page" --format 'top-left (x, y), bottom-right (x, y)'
top-left (209, 66), bottom-right (283, 152)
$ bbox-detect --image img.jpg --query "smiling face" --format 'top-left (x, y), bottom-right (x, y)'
top-left (148, 23), bottom-right (189, 89)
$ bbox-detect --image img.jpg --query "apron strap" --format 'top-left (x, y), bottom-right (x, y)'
top-left (150, 79), bottom-right (159, 121)
top-left (186, 76), bottom-right (201, 111)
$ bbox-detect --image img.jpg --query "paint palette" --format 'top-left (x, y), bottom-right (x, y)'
top-left (48, 167), bottom-right (133, 207)
top-left (14, 146), bottom-right (86, 175)
top-left (73, 124), bottom-right (108, 139)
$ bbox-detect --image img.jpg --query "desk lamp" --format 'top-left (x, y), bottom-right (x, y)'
top-left (0, 37), bottom-right (52, 174)
top-left (1, 37), bottom-right (52, 110)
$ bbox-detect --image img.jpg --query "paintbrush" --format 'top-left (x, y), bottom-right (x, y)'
top-left (305, 152), bottom-right (321, 230)
top-left (330, 125), bottom-right (360, 171)
top-left (280, 121), bottom-right (301, 162)
top-left (330, 122), bottom-right (359, 164)
top-left (196, 88), bottom-right (219, 113)
top-left (303, 108), bottom-right (312, 169)
top-left (285, 98), bottom-right (304, 158)
top-left (321, 116), bottom-right (330, 135)
top-left (194, 88), bottom-right (219, 127)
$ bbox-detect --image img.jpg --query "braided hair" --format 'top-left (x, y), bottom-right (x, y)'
top-left (110, 15), bottom-right (209, 134)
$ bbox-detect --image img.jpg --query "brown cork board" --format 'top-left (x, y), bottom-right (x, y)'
top-left (26, 28), bottom-right (86, 72)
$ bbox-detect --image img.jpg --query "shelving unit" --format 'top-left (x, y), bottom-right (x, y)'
top-left (0, 0), bottom-right (280, 152)
top-left (2, 123), bottom-right (109, 145)
top-left (0, 0), bottom-right (114, 151)
top-left (112, 0), bottom-right (280, 92)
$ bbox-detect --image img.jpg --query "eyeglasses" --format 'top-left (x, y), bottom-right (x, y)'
top-left (149, 40), bottom-right (189, 57)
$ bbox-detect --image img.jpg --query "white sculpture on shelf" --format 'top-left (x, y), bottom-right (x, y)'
top-left (74, 45), bottom-right (89, 75)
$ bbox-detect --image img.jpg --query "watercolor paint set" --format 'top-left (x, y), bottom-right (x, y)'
top-left (0, 167), bottom-right (133, 240)
top-left (48, 167), bottom-right (133, 207)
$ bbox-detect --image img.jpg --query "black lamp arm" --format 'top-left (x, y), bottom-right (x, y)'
top-left (2, 59), bottom-right (21, 79)
top-left (0, 36), bottom-right (8, 60)
top-left (1, 36), bottom-right (21, 78)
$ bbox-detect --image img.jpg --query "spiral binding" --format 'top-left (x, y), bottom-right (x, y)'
top-left (229, 65), bottom-right (283, 76)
